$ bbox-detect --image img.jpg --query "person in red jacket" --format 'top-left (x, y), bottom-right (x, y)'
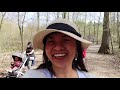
top-left (11, 52), bottom-right (23, 71)
top-left (6, 52), bottom-right (23, 77)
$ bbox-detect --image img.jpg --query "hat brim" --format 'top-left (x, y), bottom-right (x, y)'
top-left (33, 29), bottom-right (92, 50)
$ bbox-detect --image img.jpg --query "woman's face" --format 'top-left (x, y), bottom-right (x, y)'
top-left (45, 32), bottom-right (77, 68)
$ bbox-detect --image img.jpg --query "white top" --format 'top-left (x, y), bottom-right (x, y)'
top-left (21, 69), bottom-right (93, 78)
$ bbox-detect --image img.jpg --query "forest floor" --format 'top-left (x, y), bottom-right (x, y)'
top-left (86, 45), bottom-right (120, 78)
top-left (0, 44), bottom-right (120, 78)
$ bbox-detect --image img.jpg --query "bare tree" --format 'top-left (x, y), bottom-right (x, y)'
top-left (68, 12), bottom-right (69, 20)
top-left (117, 12), bottom-right (120, 48)
top-left (98, 12), bottom-right (110, 54)
top-left (93, 14), bottom-right (96, 43)
top-left (46, 12), bottom-right (49, 26)
top-left (72, 12), bottom-right (79, 22)
top-left (109, 28), bottom-right (114, 54)
top-left (88, 21), bottom-right (92, 41)
top-left (37, 12), bottom-right (40, 31)
top-left (18, 12), bottom-right (26, 52)
top-left (57, 12), bottom-right (60, 19)
top-left (0, 12), bottom-right (6, 31)
top-left (110, 12), bottom-right (116, 43)
top-left (96, 12), bottom-right (101, 44)
top-left (62, 12), bottom-right (67, 19)
top-left (83, 12), bottom-right (87, 38)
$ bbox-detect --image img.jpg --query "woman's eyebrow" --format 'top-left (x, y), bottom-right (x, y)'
top-left (47, 36), bottom-right (53, 39)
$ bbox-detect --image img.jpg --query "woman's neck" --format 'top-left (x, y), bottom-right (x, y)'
top-left (52, 66), bottom-right (78, 78)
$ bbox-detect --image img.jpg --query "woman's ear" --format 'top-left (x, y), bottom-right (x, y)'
top-left (75, 52), bottom-right (78, 61)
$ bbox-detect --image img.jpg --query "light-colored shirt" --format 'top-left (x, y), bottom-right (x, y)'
top-left (21, 68), bottom-right (94, 78)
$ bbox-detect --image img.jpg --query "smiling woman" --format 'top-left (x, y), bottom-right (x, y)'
top-left (21, 19), bottom-right (93, 78)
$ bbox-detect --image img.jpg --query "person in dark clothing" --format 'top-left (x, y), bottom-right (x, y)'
top-left (25, 42), bottom-right (35, 69)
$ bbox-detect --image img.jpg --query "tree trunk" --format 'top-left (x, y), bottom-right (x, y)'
top-left (84, 12), bottom-right (87, 38)
top-left (98, 12), bottom-right (110, 54)
top-left (93, 20), bottom-right (95, 44)
top-left (96, 12), bottom-right (101, 44)
top-left (37, 12), bottom-right (40, 31)
top-left (46, 12), bottom-right (49, 26)
top-left (119, 37), bottom-right (120, 48)
top-left (68, 12), bottom-right (69, 20)
top-left (0, 12), bottom-right (6, 31)
top-left (18, 12), bottom-right (26, 52)
top-left (117, 12), bottom-right (120, 48)
top-left (62, 12), bottom-right (67, 19)
top-left (109, 28), bottom-right (114, 54)
top-left (57, 12), bottom-right (60, 19)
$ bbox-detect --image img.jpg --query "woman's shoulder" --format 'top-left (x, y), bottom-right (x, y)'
top-left (77, 69), bottom-right (95, 78)
top-left (21, 69), bottom-right (51, 78)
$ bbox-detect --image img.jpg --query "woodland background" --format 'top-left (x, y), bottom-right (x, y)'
top-left (0, 12), bottom-right (120, 78)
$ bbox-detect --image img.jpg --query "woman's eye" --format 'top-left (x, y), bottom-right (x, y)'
top-left (47, 40), bottom-right (54, 44)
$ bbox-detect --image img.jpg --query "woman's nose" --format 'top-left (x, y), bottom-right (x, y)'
top-left (53, 42), bottom-right (64, 50)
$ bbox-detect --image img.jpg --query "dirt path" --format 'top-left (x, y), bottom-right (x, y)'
top-left (86, 45), bottom-right (120, 78)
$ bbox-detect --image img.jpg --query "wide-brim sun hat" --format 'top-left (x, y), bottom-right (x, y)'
top-left (33, 19), bottom-right (92, 50)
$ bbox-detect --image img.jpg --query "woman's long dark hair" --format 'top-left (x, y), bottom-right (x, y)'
top-left (36, 34), bottom-right (88, 75)
top-left (73, 41), bottom-right (88, 72)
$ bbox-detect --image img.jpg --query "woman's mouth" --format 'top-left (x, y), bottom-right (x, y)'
top-left (53, 54), bottom-right (67, 57)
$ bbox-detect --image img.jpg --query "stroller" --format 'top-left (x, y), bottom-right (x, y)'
top-left (6, 52), bottom-right (28, 78)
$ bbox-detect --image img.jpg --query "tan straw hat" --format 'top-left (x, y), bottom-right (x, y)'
top-left (33, 19), bottom-right (92, 50)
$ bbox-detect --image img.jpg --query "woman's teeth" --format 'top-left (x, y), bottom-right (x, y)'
top-left (54, 54), bottom-right (66, 57)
